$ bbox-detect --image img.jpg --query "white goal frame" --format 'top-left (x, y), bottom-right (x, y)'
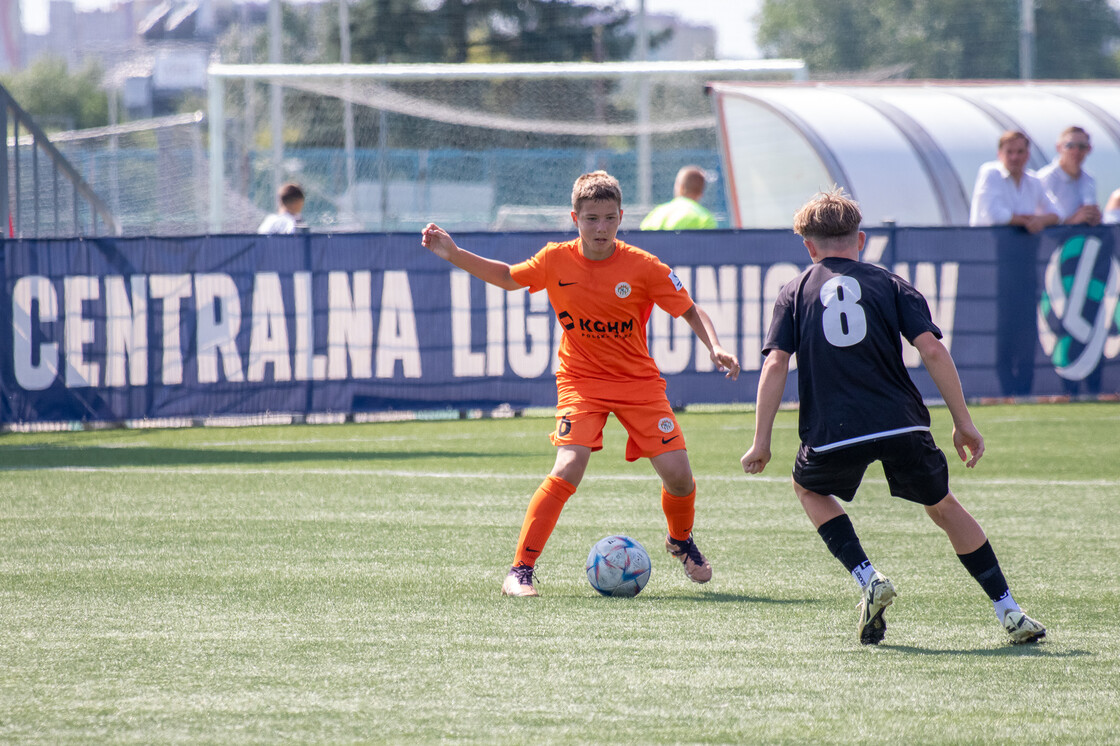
top-left (206, 59), bottom-right (808, 232)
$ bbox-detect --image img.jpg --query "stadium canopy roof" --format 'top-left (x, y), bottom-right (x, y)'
top-left (709, 81), bottom-right (1120, 229)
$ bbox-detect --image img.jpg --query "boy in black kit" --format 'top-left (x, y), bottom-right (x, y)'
top-left (741, 187), bottom-right (1046, 646)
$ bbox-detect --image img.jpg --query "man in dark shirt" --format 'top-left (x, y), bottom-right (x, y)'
top-left (741, 187), bottom-right (1046, 646)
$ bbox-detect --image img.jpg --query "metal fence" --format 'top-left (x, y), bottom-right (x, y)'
top-left (2, 85), bottom-right (120, 238)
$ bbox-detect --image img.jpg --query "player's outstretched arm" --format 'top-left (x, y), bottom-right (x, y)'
top-left (913, 332), bottom-right (984, 468)
top-left (420, 223), bottom-right (521, 290)
top-left (680, 304), bottom-right (741, 380)
top-left (741, 350), bottom-right (791, 474)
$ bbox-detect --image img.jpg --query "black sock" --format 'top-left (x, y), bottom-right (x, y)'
top-left (957, 540), bottom-right (1010, 601)
top-left (816, 514), bottom-right (870, 574)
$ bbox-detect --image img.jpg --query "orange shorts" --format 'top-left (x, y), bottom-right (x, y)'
top-left (550, 396), bottom-right (686, 462)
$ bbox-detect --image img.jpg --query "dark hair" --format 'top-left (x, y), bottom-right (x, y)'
top-left (278, 182), bottom-right (305, 208)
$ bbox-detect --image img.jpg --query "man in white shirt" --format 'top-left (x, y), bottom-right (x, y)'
top-left (969, 131), bottom-right (1060, 233)
top-left (1037, 126), bottom-right (1101, 225)
top-left (1104, 189), bottom-right (1120, 224)
top-left (258, 183), bottom-right (307, 234)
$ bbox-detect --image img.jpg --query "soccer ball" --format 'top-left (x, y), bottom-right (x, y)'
top-left (585, 535), bottom-right (652, 597)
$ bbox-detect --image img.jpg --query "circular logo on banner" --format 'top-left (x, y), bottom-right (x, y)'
top-left (615, 282), bottom-right (632, 299)
top-left (1037, 235), bottom-right (1120, 381)
top-left (657, 417), bottom-right (675, 434)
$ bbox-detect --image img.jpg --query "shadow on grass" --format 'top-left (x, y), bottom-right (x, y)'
top-left (0, 447), bottom-right (521, 469)
top-left (879, 643), bottom-right (1090, 658)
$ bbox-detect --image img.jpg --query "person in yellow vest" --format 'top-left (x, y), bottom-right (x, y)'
top-left (640, 165), bottom-right (717, 230)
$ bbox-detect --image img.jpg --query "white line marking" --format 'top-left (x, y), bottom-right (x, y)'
top-left (0, 464), bottom-right (1116, 487)
top-left (4, 432), bottom-right (511, 450)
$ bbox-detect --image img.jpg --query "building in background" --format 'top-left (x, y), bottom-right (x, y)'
top-left (638, 12), bottom-right (717, 61)
top-left (0, 0), bottom-right (21, 70)
top-left (20, 0), bottom-right (222, 116)
top-left (22, 0), bottom-right (145, 70)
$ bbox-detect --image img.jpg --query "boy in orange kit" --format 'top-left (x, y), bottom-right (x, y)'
top-left (421, 171), bottom-right (740, 596)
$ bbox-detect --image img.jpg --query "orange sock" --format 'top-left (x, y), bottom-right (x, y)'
top-left (662, 482), bottom-right (697, 542)
top-left (513, 475), bottom-right (576, 567)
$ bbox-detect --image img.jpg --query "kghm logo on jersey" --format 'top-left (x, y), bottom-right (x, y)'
top-left (556, 310), bottom-right (635, 338)
top-left (1037, 235), bottom-right (1120, 381)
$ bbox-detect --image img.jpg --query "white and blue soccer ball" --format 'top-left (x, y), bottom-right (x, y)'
top-left (586, 535), bottom-right (651, 597)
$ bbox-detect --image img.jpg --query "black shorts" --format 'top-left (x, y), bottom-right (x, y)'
top-left (793, 431), bottom-right (950, 506)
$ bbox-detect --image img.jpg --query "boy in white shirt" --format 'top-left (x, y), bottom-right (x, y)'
top-left (258, 183), bottom-right (307, 234)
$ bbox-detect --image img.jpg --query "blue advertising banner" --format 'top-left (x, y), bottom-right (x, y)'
top-left (2, 226), bottom-right (1118, 424)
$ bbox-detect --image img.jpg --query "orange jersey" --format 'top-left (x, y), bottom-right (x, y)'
top-left (509, 238), bottom-right (694, 402)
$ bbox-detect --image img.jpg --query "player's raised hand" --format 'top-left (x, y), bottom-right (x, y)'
top-left (953, 421), bottom-right (985, 468)
top-left (421, 223), bottom-right (458, 261)
top-left (711, 346), bottom-right (741, 380)
top-left (741, 444), bottom-right (770, 474)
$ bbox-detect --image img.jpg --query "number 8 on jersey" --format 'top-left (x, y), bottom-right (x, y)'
top-left (820, 276), bottom-right (867, 347)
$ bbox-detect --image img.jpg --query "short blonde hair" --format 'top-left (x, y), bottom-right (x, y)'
top-left (571, 171), bottom-right (622, 213)
top-left (793, 187), bottom-right (862, 239)
top-left (675, 165), bottom-right (706, 197)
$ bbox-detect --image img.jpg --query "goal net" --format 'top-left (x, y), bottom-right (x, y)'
top-left (207, 60), bottom-right (807, 233)
top-left (13, 111), bottom-right (223, 236)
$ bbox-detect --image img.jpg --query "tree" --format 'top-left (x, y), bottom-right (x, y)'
top-left (215, 0), bottom-right (663, 151)
top-left (313, 0), bottom-right (645, 151)
top-left (451, 0), bottom-right (635, 63)
top-left (340, 0), bottom-right (636, 65)
top-left (0, 56), bottom-right (108, 131)
top-left (343, 0), bottom-right (435, 63)
top-left (215, 3), bottom-right (342, 150)
top-left (216, 2), bottom-right (329, 65)
top-left (756, 0), bottom-right (874, 74)
top-left (757, 0), bottom-right (1120, 79)
top-left (1036, 0), bottom-right (1120, 78)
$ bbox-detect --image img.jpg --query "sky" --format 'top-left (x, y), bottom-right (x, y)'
top-left (23, 0), bottom-right (764, 59)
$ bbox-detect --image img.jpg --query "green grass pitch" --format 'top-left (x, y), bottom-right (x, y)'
top-left (1, 402), bottom-right (1118, 743)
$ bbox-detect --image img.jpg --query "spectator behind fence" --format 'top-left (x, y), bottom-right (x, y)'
top-left (969, 131), bottom-right (1060, 233)
top-left (639, 165), bottom-right (717, 230)
top-left (1037, 126), bottom-right (1101, 226)
top-left (258, 182), bottom-right (307, 234)
top-left (1103, 189), bottom-right (1120, 224)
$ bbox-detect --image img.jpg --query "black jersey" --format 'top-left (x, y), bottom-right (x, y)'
top-left (764, 257), bottom-right (942, 452)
